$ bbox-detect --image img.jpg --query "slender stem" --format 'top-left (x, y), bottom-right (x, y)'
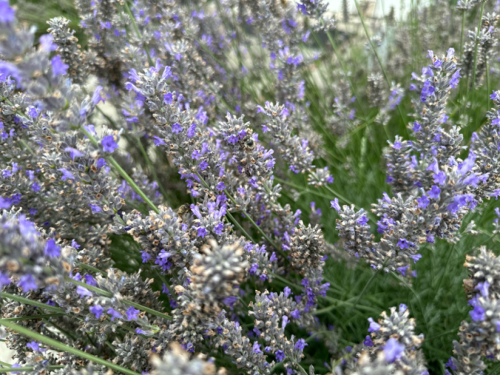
top-left (0, 320), bottom-right (140, 375)
top-left (226, 211), bottom-right (254, 242)
top-left (64, 277), bottom-right (172, 321)
top-left (122, 1), bottom-right (153, 66)
top-left (0, 292), bottom-right (64, 313)
top-left (133, 125), bottom-right (169, 199)
top-left (471, 1), bottom-right (485, 95)
top-left (76, 262), bottom-right (107, 276)
top-left (296, 364), bottom-right (309, 375)
top-left (346, 268), bottom-right (380, 315)
top-left (0, 365), bottom-right (64, 373)
top-left (1, 313), bottom-right (66, 322)
top-left (80, 127), bottom-right (160, 214)
top-left (460, 11), bottom-right (466, 59)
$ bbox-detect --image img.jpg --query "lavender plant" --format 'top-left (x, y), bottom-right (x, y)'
top-left (1, 0), bottom-right (500, 374)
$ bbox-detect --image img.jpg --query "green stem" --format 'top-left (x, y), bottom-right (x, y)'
top-left (122, 1), bottom-right (153, 66)
top-left (133, 125), bottom-right (169, 199)
top-left (0, 365), bottom-right (65, 373)
top-left (460, 11), bottom-right (465, 59)
top-left (76, 262), bottom-right (108, 276)
top-left (80, 127), bottom-right (160, 214)
top-left (0, 292), bottom-right (64, 313)
top-left (346, 268), bottom-right (380, 315)
top-left (471, 1), bottom-right (485, 95)
top-left (64, 277), bottom-right (172, 321)
top-left (226, 211), bottom-right (254, 242)
top-left (1, 313), bottom-right (66, 322)
top-left (0, 320), bottom-right (140, 375)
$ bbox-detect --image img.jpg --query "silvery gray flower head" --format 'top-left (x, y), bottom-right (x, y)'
top-left (464, 246), bottom-right (500, 299)
top-left (258, 101), bottom-right (314, 174)
top-left (450, 339), bottom-right (486, 375)
top-left (249, 289), bottom-right (298, 361)
top-left (0, 209), bottom-right (73, 292)
top-left (370, 305), bottom-right (424, 350)
top-left (457, 0), bottom-right (483, 11)
top-left (367, 73), bottom-right (385, 108)
top-left (453, 294), bottom-right (500, 367)
top-left (307, 167), bottom-right (333, 187)
top-left (116, 205), bottom-right (194, 278)
top-left (189, 239), bottom-right (248, 315)
top-left (150, 342), bottom-right (220, 375)
top-left (339, 351), bottom-right (400, 375)
top-left (289, 221), bottom-right (325, 274)
top-left (47, 17), bottom-right (87, 84)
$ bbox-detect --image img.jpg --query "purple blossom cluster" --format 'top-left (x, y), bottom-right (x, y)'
top-left (0, 0), bottom-right (500, 374)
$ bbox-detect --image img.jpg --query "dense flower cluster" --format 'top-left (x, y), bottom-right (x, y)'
top-left (0, 0), bottom-right (500, 374)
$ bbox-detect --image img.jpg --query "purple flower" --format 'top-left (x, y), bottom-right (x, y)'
top-left (294, 338), bottom-right (308, 351)
top-left (417, 195), bottom-right (429, 208)
top-left (433, 171), bottom-right (446, 185)
top-left (89, 204), bottom-right (102, 214)
top-left (291, 309), bottom-right (300, 319)
top-left (429, 185), bottom-right (441, 199)
top-left (249, 263), bottom-right (259, 275)
top-left (44, 238), bottom-right (61, 258)
top-left (282, 315), bottom-right (289, 329)
top-left (367, 317), bottom-right (380, 332)
top-left (0, 1), bottom-right (15, 23)
top-left (172, 123), bottom-right (182, 133)
top-left (446, 357), bottom-right (457, 371)
top-left (26, 341), bottom-right (40, 351)
top-left (58, 168), bottom-right (74, 181)
top-left (356, 215), bottom-right (368, 226)
top-left (216, 182), bottom-right (225, 191)
top-left (0, 271), bottom-right (10, 288)
top-left (90, 305), bottom-right (103, 319)
top-left (51, 56), bottom-right (69, 76)
top-left (164, 92), bottom-right (173, 104)
top-left (153, 136), bottom-right (165, 146)
top-left (475, 282), bottom-right (489, 298)
top-left (363, 335), bottom-right (373, 347)
top-left (197, 227), bottom-right (207, 237)
top-left (284, 286), bottom-right (292, 298)
top-left (107, 308), bottom-right (123, 321)
top-left (450, 69), bottom-right (461, 89)
top-left (40, 34), bottom-right (56, 51)
top-left (64, 147), bottom-right (83, 160)
top-left (96, 158), bottom-right (106, 168)
top-left (18, 274), bottom-right (37, 292)
top-left (28, 106), bottom-right (38, 118)
top-left (76, 285), bottom-right (93, 298)
top-left (92, 86), bottom-right (105, 105)
top-left (199, 160), bottom-right (208, 170)
top-left (397, 265), bottom-right (409, 276)
top-left (84, 274), bottom-right (96, 286)
top-left (31, 182), bottom-right (41, 192)
top-left (276, 350), bottom-right (285, 362)
top-left (384, 338), bottom-right (404, 363)
top-left (126, 306), bottom-right (140, 320)
top-left (253, 342), bottom-right (262, 354)
top-left (470, 304), bottom-right (485, 322)
top-left (101, 135), bottom-right (118, 153)
top-left (330, 198), bottom-right (341, 212)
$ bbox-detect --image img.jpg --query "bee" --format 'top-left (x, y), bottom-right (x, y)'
top-left (176, 203), bottom-right (191, 219)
